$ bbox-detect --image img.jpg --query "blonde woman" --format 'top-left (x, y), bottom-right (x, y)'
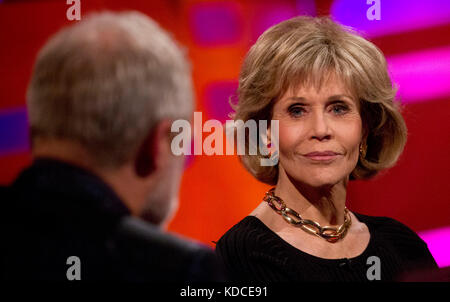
top-left (216, 16), bottom-right (437, 282)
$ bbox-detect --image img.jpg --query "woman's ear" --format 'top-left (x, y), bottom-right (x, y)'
top-left (135, 119), bottom-right (173, 178)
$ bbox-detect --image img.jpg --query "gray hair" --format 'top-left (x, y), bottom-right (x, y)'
top-left (27, 11), bottom-right (193, 167)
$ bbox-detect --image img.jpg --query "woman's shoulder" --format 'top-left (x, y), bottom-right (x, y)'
top-left (353, 212), bottom-right (430, 250)
top-left (215, 215), bottom-right (288, 261)
top-left (215, 216), bottom-right (293, 281)
top-left (216, 216), bottom-right (273, 249)
top-left (354, 211), bottom-right (438, 272)
top-left (355, 212), bottom-right (418, 234)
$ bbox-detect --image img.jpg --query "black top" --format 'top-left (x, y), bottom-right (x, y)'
top-left (1, 158), bottom-right (224, 281)
top-left (216, 214), bottom-right (438, 282)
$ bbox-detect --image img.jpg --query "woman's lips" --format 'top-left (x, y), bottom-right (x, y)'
top-left (303, 151), bottom-right (341, 161)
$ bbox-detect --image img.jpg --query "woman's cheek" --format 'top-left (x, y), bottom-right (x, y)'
top-left (278, 124), bottom-right (303, 155)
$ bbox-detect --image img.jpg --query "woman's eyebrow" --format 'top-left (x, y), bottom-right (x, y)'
top-left (327, 94), bottom-right (354, 101)
top-left (285, 94), bottom-right (354, 103)
top-left (283, 97), bottom-right (312, 107)
top-left (285, 96), bottom-right (307, 103)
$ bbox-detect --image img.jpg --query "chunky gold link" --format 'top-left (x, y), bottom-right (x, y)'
top-left (264, 188), bottom-right (352, 243)
top-left (264, 193), bottom-right (284, 214)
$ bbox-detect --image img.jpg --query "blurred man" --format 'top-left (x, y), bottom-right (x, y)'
top-left (1, 11), bottom-right (223, 281)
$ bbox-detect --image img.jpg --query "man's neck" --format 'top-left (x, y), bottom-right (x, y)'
top-left (32, 138), bottom-right (145, 217)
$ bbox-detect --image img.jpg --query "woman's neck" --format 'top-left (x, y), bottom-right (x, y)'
top-left (274, 173), bottom-right (348, 226)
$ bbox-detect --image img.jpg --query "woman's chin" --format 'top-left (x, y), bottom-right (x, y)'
top-left (305, 179), bottom-right (338, 189)
top-left (292, 173), bottom-right (345, 189)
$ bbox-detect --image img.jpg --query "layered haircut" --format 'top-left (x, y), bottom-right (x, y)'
top-left (231, 16), bottom-right (407, 185)
top-left (27, 11), bottom-right (193, 168)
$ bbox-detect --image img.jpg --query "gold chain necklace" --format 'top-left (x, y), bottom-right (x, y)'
top-left (263, 188), bottom-right (352, 243)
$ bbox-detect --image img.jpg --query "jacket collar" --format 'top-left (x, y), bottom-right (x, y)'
top-left (12, 157), bottom-right (131, 219)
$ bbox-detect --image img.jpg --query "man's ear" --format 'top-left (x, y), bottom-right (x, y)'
top-left (135, 119), bottom-right (173, 178)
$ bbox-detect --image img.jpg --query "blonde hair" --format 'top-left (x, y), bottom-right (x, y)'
top-left (27, 11), bottom-right (193, 167)
top-left (231, 16), bottom-right (407, 185)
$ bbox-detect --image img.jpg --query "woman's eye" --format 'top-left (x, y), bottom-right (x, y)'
top-left (331, 104), bottom-right (349, 115)
top-left (289, 106), bottom-right (306, 117)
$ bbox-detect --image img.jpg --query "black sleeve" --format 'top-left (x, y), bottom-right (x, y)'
top-left (215, 222), bottom-right (292, 282)
top-left (374, 216), bottom-right (438, 275)
top-left (114, 216), bottom-right (227, 282)
top-left (186, 246), bottom-right (228, 282)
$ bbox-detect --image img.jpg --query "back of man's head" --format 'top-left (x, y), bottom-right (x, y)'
top-left (27, 11), bottom-right (193, 168)
top-left (26, 11), bottom-right (193, 224)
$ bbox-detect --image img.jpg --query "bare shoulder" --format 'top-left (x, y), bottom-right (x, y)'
top-left (249, 202), bottom-right (283, 231)
top-left (249, 202), bottom-right (267, 217)
top-left (348, 211), bottom-right (370, 235)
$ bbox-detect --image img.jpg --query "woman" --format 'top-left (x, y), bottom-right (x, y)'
top-left (215, 16), bottom-right (437, 282)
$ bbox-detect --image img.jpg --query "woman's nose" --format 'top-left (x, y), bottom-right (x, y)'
top-left (309, 111), bottom-right (331, 141)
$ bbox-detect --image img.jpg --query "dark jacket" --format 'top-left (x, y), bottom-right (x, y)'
top-left (0, 158), bottom-right (224, 281)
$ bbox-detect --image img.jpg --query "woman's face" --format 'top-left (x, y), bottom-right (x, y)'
top-left (272, 74), bottom-right (362, 188)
